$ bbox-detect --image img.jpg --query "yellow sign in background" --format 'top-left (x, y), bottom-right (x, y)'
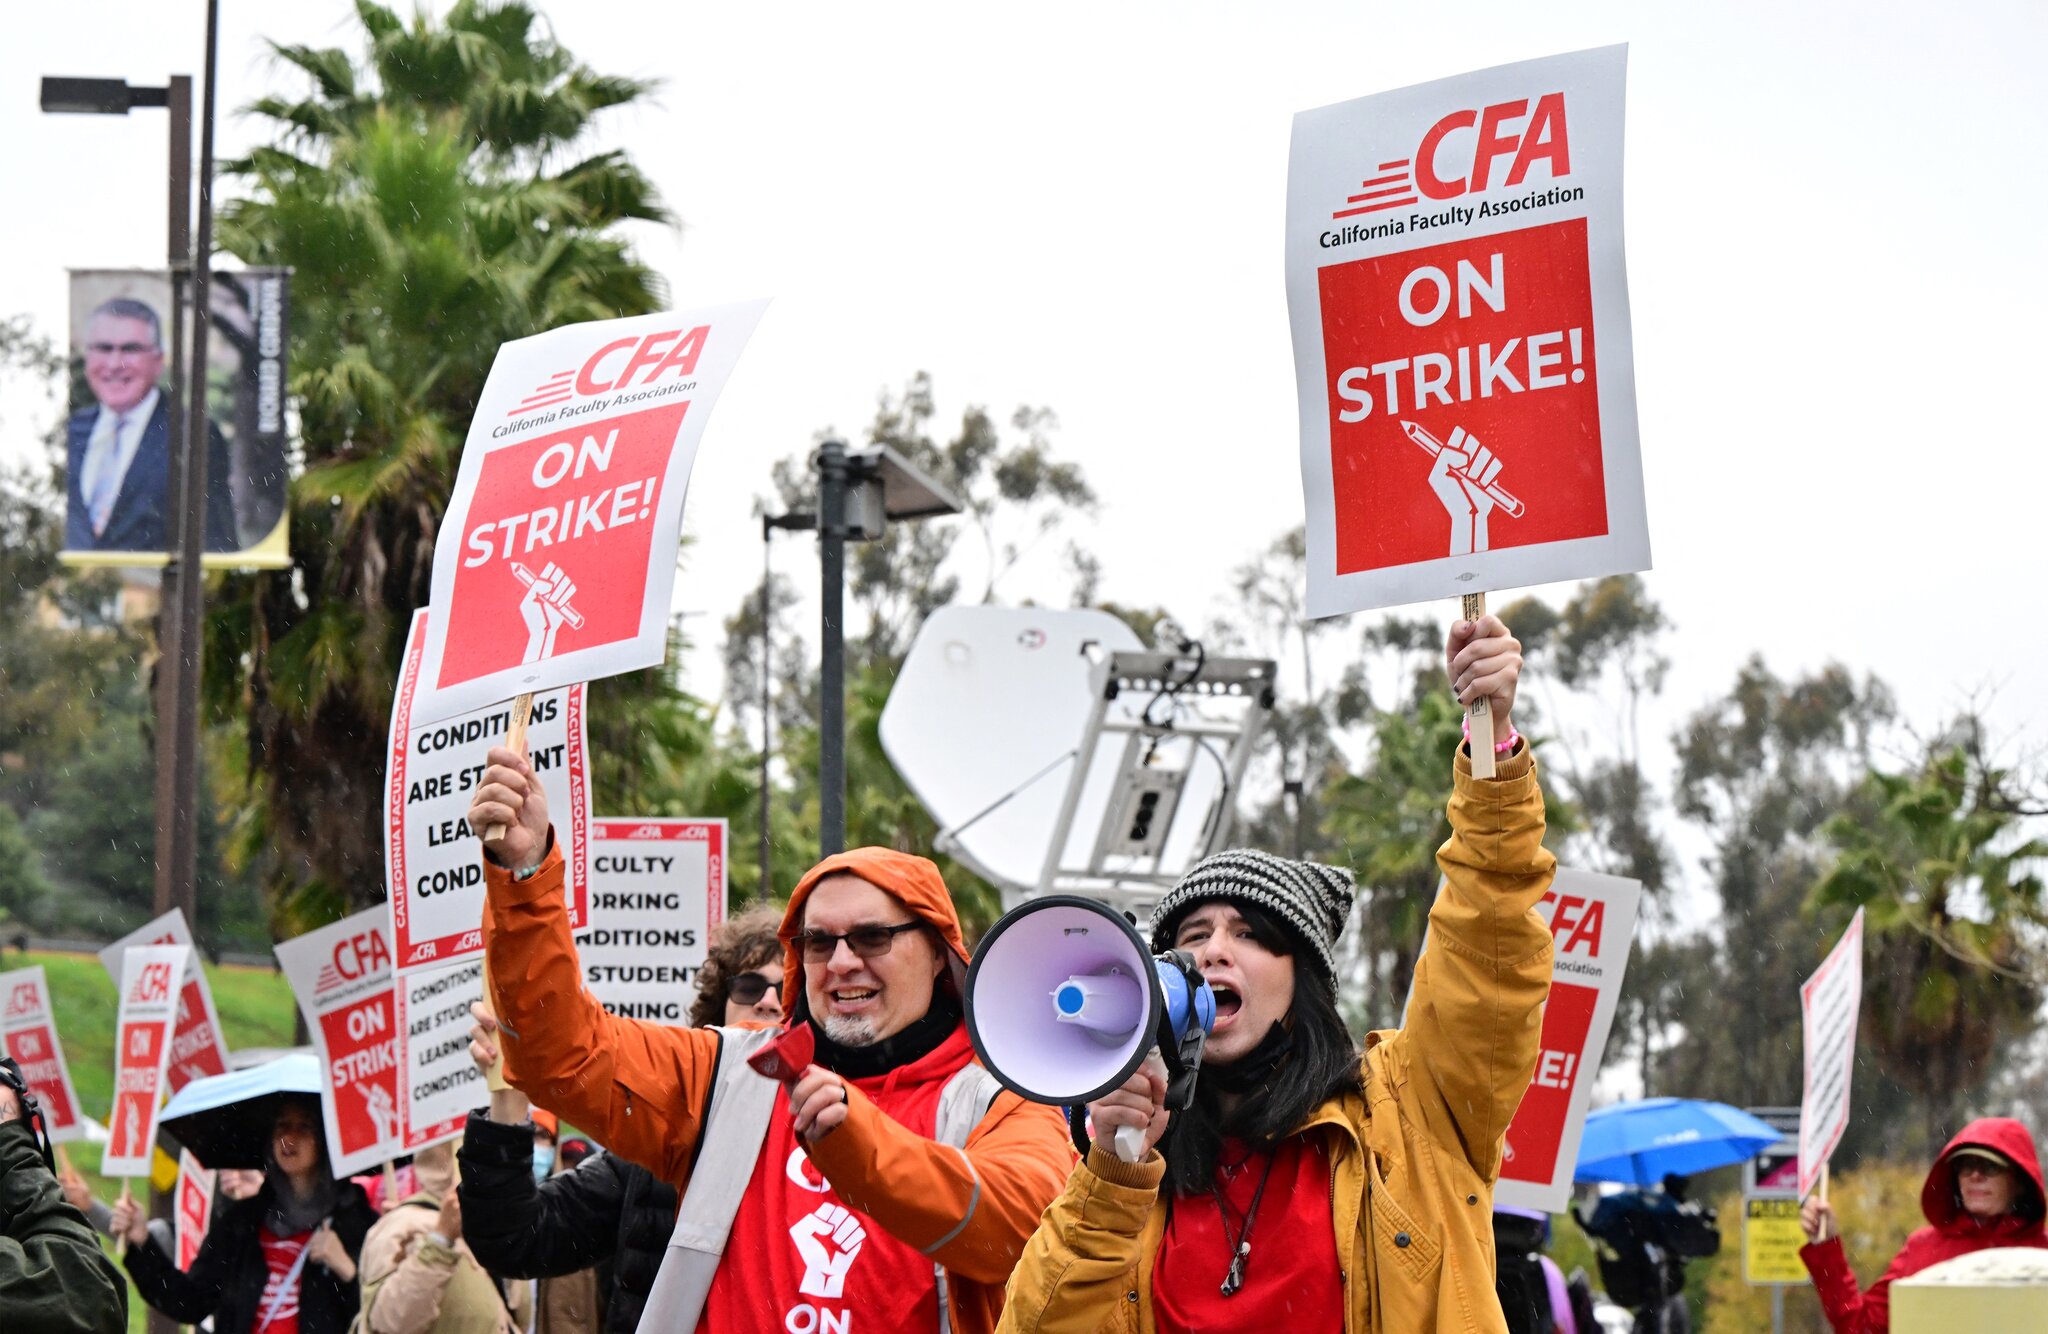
top-left (1744, 1197), bottom-right (1807, 1284)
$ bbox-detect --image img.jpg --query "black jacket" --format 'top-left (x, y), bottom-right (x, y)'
top-left (0, 1120), bottom-right (126, 1334)
top-left (125, 1179), bottom-right (374, 1334)
top-left (459, 1110), bottom-right (678, 1334)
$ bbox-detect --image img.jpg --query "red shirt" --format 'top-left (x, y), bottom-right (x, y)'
top-left (1154, 1135), bottom-right (1345, 1333)
top-left (253, 1225), bottom-right (311, 1334)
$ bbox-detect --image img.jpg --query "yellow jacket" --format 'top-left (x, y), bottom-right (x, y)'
top-left (998, 745), bottom-right (1556, 1334)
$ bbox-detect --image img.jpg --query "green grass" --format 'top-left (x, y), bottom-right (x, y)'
top-left (19, 949), bottom-right (297, 1333)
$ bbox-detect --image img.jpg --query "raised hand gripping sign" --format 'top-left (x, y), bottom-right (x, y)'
top-left (410, 301), bottom-right (767, 725)
top-left (1286, 46), bottom-right (1648, 618)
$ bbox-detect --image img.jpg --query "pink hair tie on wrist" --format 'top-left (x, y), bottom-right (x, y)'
top-left (1461, 717), bottom-right (1522, 755)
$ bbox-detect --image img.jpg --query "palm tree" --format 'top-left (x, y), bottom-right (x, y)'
top-left (205, 1), bottom-right (733, 932)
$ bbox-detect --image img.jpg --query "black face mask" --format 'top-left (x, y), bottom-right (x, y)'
top-left (0, 1057), bottom-right (56, 1173)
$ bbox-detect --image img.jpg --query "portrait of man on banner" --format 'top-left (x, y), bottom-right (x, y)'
top-left (62, 267), bottom-right (291, 570)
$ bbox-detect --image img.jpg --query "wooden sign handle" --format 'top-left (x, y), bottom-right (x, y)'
top-left (480, 692), bottom-right (535, 848)
top-left (1461, 593), bottom-right (1496, 779)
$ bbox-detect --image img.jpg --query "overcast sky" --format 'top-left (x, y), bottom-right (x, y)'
top-left (7, 2), bottom-right (2046, 846)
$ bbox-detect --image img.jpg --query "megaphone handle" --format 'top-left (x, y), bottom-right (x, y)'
top-left (1113, 1125), bottom-right (1146, 1164)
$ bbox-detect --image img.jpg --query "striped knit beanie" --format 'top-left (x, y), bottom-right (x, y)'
top-left (1150, 848), bottom-right (1355, 986)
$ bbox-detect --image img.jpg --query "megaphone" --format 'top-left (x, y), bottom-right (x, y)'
top-left (965, 895), bottom-right (1215, 1161)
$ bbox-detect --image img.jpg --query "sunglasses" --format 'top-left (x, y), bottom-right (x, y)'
top-left (791, 921), bottom-right (924, 963)
top-left (727, 971), bottom-right (778, 1006)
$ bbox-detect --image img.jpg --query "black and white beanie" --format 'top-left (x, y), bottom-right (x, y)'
top-left (1150, 848), bottom-right (1356, 986)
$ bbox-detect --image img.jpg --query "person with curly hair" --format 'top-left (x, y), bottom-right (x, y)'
top-left (685, 905), bottom-right (787, 1029)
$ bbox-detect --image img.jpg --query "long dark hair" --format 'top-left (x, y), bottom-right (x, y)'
top-left (1158, 899), bottom-right (1363, 1196)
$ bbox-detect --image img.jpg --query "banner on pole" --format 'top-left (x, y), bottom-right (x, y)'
top-left (386, 607), bottom-right (590, 973)
top-left (411, 301), bottom-right (768, 724)
top-left (583, 818), bottom-right (728, 1023)
top-left (98, 911), bottom-right (230, 1094)
top-left (1495, 866), bottom-right (1641, 1213)
top-left (1286, 45), bottom-right (1647, 616)
top-left (275, 907), bottom-right (404, 1178)
top-left (1799, 908), bottom-right (1864, 1200)
top-left (393, 956), bottom-right (486, 1152)
top-left (105, 945), bottom-right (188, 1178)
top-left (0, 966), bottom-right (86, 1143)
top-left (174, 1149), bottom-right (215, 1270)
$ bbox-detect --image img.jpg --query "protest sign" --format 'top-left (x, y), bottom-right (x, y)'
top-left (410, 302), bottom-right (768, 725)
top-left (1495, 866), bottom-right (1641, 1213)
top-left (386, 607), bottom-right (590, 972)
top-left (584, 818), bottom-right (727, 1023)
top-left (174, 1149), bottom-right (215, 1270)
top-left (98, 910), bottom-right (230, 1093)
top-left (1799, 907), bottom-right (1864, 1200)
top-left (105, 945), bottom-right (188, 1178)
top-left (393, 956), bottom-right (487, 1152)
top-left (1286, 45), bottom-right (1647, 619)
top-left (0, 966), bottom-right (85, 1143)
top-left (275, 907), bottom-right (404, 1177)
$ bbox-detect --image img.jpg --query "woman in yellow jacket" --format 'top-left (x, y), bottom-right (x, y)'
top-left (999, 613), bottom-right (1557, 1334)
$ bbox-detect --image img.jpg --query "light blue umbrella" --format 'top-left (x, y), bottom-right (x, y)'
top-left (159, 1053), bottom-right (323, 1170)
top-left (1573, 1097), bottom-right (1782, 1185)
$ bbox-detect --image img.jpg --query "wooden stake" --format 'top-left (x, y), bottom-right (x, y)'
top-left (382, 1158), bottom-right (398, 1204)
top-left (55, 1143), bottom-right (72, 1175)
top-left (1818, 1161), bottom-right (1832, 1242)
top-left (116, 1181), bottom-right (134, 1259)
top-left (1461, 593), bottom-right (1496, 779)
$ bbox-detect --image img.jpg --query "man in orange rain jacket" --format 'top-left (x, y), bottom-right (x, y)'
top-left (467, 761), bottom-right (1072, 1334)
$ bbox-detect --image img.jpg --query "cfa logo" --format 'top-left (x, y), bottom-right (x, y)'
top-left (4, 983), bottom-right (37, 1019)
top-left (514, 326), bottom-right (712, 417)
top-left (131, 962), bottom-right (176, 1004)
top-left (627, 823), bottom-right (666, 839)
top-left (1333, 93), bottom-right (1569, 219)
top-left (318, 929), bottom-right (392, 995)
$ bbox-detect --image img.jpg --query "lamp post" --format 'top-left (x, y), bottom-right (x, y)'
top-left (41, 0), bottom-right (222, 944)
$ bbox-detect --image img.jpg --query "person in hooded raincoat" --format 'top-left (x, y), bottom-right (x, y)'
top-left (1799, 1116), bottom-right (2048, 1333)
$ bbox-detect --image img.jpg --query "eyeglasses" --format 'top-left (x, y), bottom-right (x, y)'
top-left (727, 971), bottom-right (778, 1005)
top-left (792, 921), bottom-right (924, 963)
top-left (85, 342), bottom-right (159, 358)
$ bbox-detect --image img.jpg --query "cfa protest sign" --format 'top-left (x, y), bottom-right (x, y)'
top-left (584, 818), bottom-right (728, 1023)
top-left (98, 910), bottom-right (230, 1094)
top-left (275, 907), bottom-right (403, 1177)
top-left (1495, 866), bottom-right (1641, 1213)
top-left (0, 967), bottom-right (85, 1143)
top-left (105, 945), bottom-right (187, 1178)
top-left (175, 1149), bottom-right (215, 1270)
top-left (1799, 907), bottom-right (1865, 1199)
top-left (393, 956), bottom-right (486, 1151)
top-left (387, 607), bottom-right (590, 972)
top-left (1286, 45), bottom-right (1648, 616)
top-left (411, 301), bottom-right (768, 724)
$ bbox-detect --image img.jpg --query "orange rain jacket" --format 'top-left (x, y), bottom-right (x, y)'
top-left (998, 747), bottom-right (1557, 1334)
top-left (482, 844), bottom-right (1073, 1334)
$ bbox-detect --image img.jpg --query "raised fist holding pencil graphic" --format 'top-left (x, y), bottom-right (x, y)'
top-left (516, 560), bottom-right (583, 663)
top-left (1405, 419), bottom-right (1526, 557)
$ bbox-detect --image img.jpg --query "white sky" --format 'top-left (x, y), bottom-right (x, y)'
top-left (7, 1), bottom-right (2047, 848)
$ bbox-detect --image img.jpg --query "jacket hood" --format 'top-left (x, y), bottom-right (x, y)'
top-left (1921, 1116), bottom-right (2047, 1233)
top-left (777, 847), bottom-right (971, 1021)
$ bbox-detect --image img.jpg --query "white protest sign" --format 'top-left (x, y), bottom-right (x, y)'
top-left (1799, 907), bottom-right (1864, 1200)
top-left (584, 818), bottom-right (728, 1023)
top-left (386, 607), bottom-right (590, 972)
top-left (275, 908), bottom-right (404, 1178)
top-left (175, 1149), bottom-right (215, 1270)
top-left (1496, 867), bottom-right (1641, 1213)
top-left (393, 956), bottom-right (487, 1152)
top-left (411, 301), bottom-right (769, 724)
top-left (105, 945), bottom-right (188, 1178)
top-left (0, 966), bottom-right (86, 1143)
top-left (98, 911), bottom-right (230, 1094)
top-left (1286, 45), bottom-right (1648, 616)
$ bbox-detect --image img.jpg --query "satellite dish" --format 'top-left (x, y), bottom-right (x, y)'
top-left (880, 606), bottom-right (1144, 892)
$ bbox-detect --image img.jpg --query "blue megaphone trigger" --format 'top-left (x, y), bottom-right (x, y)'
top-left (1152, 948), bottom-right (1214, 1112)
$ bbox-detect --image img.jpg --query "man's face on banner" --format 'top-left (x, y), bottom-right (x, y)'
top-left (84, 312), bottom-right (164, 415)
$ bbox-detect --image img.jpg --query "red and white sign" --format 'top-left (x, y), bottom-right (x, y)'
top-left (174, 1149), bottom-right (215, 1270)
top-left (386, 608), bottom-right (590, 973)
top-left (105, 944), bottom-right (188, 1178)
top-left (1286, 46), bottom-right (1647, 616)
top-left (98, 911), bottom-right (230, 1094)
top-left (393, 957), bottom-right (486, 1152)
top-left (583, 818), bottom-right (728, 1024)
top-left (275, 908), bottom-right (404, 1177)
top-left (0, 967), bottom-right (84, 1143)
top-left (410, 302), bottom-right (768, 724)
top-left (1799, 908), bottom-right (1864, 1200)
top-left (1496, 866), bottom-right (1641, 1213)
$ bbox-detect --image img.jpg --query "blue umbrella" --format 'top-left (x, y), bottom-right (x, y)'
top-left (159, 1052), bottom-right (323, 1171)
top-left (1573, 1097), bottom-right (1782, 1185)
